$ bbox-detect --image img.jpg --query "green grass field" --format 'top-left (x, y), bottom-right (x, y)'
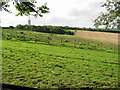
top-left (2, 29), bottom-right (118, 53)
top-left (2, 29), bottom-right (119, 89)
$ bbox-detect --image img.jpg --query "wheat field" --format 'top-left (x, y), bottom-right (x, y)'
top-left (75, 30), bottom-right (119, 44)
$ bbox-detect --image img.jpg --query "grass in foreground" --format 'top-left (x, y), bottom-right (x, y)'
top-left (2, 40), bottom-right (118, 88)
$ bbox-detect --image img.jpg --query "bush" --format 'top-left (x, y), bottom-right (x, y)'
top-left (9, 26), bottom-right (14, 29)
top-left (14, 25), bottom-right (74, 35)
top-left (16, 24), bottom-right (24, 30)
top-left (65, 31), bottom-right (74, 35)
top-left (2, 27), bottom-right (9, 29)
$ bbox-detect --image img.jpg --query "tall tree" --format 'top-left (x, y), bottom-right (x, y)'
top-left (93, 0), bottom-right (120, 29)
top-left (0, 0), bottom-right (49, 17)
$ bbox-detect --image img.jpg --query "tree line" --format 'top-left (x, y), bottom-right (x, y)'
top-left (62, 26), bottom-right (120, 33)
top-left (2, 25), bottom-right (120, 34)
top-left (2, 25), bottom-right (74, 35)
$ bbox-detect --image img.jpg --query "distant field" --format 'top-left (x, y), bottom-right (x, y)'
top-left (2, 29), bottom-right (118, 53)
top-left (75, 30), bottom-right (118, 44)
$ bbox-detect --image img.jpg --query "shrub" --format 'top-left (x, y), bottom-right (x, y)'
top-left (9, 26), bottom-right (14, 29)
top-left (14, 25), bottom-right (74, 35)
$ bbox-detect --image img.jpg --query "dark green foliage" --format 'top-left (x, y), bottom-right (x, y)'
top-left (15, 2), bottom-right (49, 17)
top-left (0, 2), bottom-right (11, 13)
top-left (9, 26), bottom-right (14, 29)
top-left (15, 25), bottom-right (73, 35)
top-left (0, 0), bottom-right (49, 17)
top-left (65, 31), bottom-right (74, 35)
top-left (2, 27), bottom-right (9, 29)
top-left (61, 26), bottom-right (120, 33)
top-left (15, 24), bottom-right (120, 35)
top-left (2, 26), bottom-right (14, 29)
top-left (93, 0), bottom-right (120, 29)
top-left (3, 25), bottom-right (120, 33)
top-left (15, 24), bottom-right (25, 30)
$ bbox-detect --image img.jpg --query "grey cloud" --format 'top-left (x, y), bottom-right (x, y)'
top-left (68, 8), bottom-right (91, 18)
top-left (49, 17), bottom-right (70, 23)
top-left (68, 1), bottom-right (104, 17)
top-left (31, 16), bottom-right (73, 26)
top-left (66, 1), bottom-right (105, 27)
top-left (45, 16), bottom-right (93, 27)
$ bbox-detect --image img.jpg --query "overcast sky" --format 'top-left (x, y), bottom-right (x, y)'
top-left (0, 0), bottom-right (106, 28)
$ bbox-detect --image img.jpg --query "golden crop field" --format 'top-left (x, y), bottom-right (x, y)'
top-left (75, 30), bottom-right (118, 44)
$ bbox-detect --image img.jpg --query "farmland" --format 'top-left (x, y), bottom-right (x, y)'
top-left (2, 29), bottom-right (119, 89)
top-left (75, 30), bottom-right (118, 44)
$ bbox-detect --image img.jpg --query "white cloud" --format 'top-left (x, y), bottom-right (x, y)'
top-left (0, 0), bottom-right (106, 28)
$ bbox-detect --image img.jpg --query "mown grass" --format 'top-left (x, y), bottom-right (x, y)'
top-left (2, 29), bottom-right (119, 89)
top-left (2, 40), bottom-right (118, 88)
